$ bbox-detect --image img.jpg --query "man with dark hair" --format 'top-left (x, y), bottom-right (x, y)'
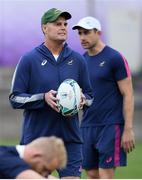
top-left (73, 16), bottom-right (135, 179)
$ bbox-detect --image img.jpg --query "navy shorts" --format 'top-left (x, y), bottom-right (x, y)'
top-left (81, 124), bottom-right (127, 169)
top-left (58, 143), bottom-right (82, 178)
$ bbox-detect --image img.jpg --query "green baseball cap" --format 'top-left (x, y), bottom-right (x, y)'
top-left (41, 8), bottom-right (72, 24)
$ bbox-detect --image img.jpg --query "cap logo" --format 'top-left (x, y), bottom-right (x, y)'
top-left (86, 21), bottom-right (93, 28)
top-left (55, 9), bottom-right (59, 13)
top-left (54, 9), bottom-right (60, 15)
top-left (86, 21), bottom-right (91, 25)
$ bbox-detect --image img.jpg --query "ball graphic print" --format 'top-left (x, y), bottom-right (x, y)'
top-left (57, 79), bottom-right (81, 116)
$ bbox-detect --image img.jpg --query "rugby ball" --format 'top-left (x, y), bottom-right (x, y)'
top-left (57, 79), bottom-right (81, 116)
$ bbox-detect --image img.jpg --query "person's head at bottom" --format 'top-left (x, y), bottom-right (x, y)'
top-left (17, 136), bottom-right (67, 178)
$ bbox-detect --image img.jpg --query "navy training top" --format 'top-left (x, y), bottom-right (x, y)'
top-left (81, 46), bottom-right (131, 127)
top-left (9, 43), bottom-right (93, 144)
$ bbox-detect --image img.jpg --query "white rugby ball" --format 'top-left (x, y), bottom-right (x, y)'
top-left (57, 79), bottom-right (81, 116)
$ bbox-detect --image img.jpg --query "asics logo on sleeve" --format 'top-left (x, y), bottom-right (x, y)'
top-left (41, 59), bottom-right (47, 66)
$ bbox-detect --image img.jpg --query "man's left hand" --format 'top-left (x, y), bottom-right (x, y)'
top-left (121, 127), bottom-right (135, 153)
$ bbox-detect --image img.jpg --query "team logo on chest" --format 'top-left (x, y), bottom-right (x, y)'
top-left (41, 59), bottom-right (47, 66)
top-left (67, 59), bottom-right (74, 65)
top-left (99, 61), bottom-right (106, 67)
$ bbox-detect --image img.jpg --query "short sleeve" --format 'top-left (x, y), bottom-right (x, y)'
top-left (112, 53), bottom-right (131, 81)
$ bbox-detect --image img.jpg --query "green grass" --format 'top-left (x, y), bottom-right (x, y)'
top-left (1, 140), bottom-right (142, 178)
top-left (0, 139), bottom-right (19, 145)
top-left (115, 142), bottom-right (142, 179)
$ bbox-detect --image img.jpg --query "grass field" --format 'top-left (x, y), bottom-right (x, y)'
top-left (115, 142), bottom-right (142, 179)
top-left (1, 140), bottom-right (142, 179)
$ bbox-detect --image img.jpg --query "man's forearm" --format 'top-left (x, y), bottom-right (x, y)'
top-left (123, 93), bottom-right (134, 129)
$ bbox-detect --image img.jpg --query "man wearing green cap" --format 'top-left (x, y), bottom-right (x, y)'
top-left (9, 8), bottom-right (94, 178)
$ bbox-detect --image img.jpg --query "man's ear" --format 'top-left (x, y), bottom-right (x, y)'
top-left (41, 24), bottom-right (47, 34)
top-left (34, 149), bottom-right (42, 156)
top-left (30, 149), bottom-right (42, 162)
